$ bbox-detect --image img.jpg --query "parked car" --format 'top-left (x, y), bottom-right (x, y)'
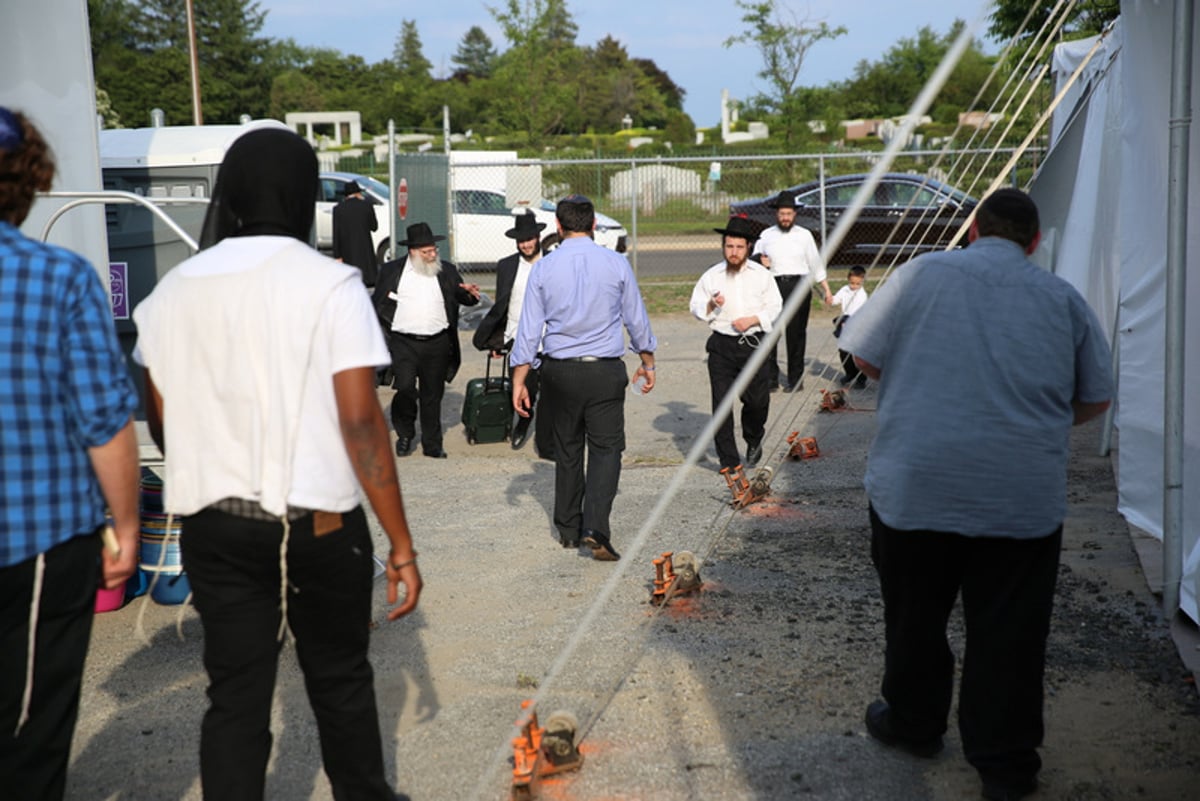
top-left (316, 171), bottom-right (393, 266)
top-left (729, 173), bottom-right (977, 266)
top-left (452, 189), bottom-right (628, 267)
top-left (317, 172), bottom-right (629, 270)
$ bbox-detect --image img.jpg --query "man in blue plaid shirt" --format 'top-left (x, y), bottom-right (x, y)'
top-left (0, 108), bottom-right (141, 801)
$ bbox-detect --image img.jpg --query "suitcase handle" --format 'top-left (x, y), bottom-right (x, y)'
top-left (487, 350), bottom-right (511, 382)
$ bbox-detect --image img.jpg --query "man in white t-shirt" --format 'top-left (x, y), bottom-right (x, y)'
top-left (753, 191), bottom-right (833, 391)
top-left (132, 127), bottom-right (422, 801)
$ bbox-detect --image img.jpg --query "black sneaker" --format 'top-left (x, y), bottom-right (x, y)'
top-left (864, 700), bottom-right (944, 758)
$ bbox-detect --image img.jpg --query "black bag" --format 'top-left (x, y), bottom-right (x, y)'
top-left (833, 314), bottom-right (848, 338)
top-left (461, 354), bottom-right (513, 444)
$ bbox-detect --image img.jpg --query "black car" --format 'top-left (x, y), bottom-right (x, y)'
top-left (730, 173), bottom-right (977, 266)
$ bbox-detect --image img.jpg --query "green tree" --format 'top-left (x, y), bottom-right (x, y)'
top-left (988, 0), bottom-right (1119, 42)
top-left (838, 23), bottom-right (996, 124)
top-left (393, 19), bottom-right (433, 79)
top-left (269, 70), bottom-right (325, 119)
top-left (452, 25), bottom-right (497, 78)
top-left (575, 36), bottom-right (670, 131)
top-left (633, 58), bottom-right (686, 111)
top-left (89, 0), bottom-right (273, 125)
top-left (487, 0), bottom-right (583, 143)
top-left (723, 0), bottom-right (846, 147)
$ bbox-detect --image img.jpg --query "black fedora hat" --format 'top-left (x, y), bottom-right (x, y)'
top-left (767, 190), bottom-right (799, 209)
top-left (398, 222), bottom-right (446, 248)
top-left (713, 215), bottom-right (760, 242)
top-left (344, 180), bottom-right (363, 196)
top-left (505, 212), bottom-right (546, 240)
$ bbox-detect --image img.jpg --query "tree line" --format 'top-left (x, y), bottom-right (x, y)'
top-left (88, 0), bottom-right (1119, 151)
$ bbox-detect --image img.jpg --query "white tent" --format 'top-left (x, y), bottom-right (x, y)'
top-left (1030, 2), bottom-right (1200, 623)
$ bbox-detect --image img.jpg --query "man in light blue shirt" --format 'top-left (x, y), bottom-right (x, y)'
top-left (840, 188), bottom-right (1113, 801)
top-left (511, 195), bottom-right (657, 560)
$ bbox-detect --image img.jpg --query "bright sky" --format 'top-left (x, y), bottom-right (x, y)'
top-left (257, 0), bottom-right (997, 128)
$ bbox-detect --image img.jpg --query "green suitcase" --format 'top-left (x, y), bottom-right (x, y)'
top-left (461, 355), bottom-right (512, 444)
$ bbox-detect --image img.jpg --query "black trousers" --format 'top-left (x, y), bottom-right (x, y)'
top-left (706, 332), bottom-right (771, 469)
top-left (0, 531), bottom-right (100, 801)
top-left (869, 506), bottom-right (1061, 789)
top-left (770, 275), bottom-right (812, 388)
top-left (387, 330), bottom-right (451, 454)
top-left (839, 349), bottom-right (860, 380)
top-left (540, 357), bottom-right (627, 540)
top-left (181, 507), bottom-right (393, 801)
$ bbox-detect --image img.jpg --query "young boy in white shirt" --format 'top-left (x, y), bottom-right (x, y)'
top-left (832, 266), bottom-right (869, 387)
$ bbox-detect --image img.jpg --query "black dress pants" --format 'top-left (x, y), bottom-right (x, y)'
top-left (387, 329), bottom-right (451, 454)
top-left (540, 357), bottom-right (627, 541)
top-left (706, 332), bottom-right (771, 469)
top-left (770, 275), bottom-right (811, 388)
top-left (181, 507), bottom-right (393, 801)
top-left (869, 506), bottom-right (1061, 789)
top-left (0, 532), bottom-right (100, 801)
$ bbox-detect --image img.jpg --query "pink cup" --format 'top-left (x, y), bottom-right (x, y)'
top-left (94, 582), bottom-right (126, 613)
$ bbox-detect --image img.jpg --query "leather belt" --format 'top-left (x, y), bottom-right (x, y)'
top-left (396, 328), bottom-right (447, 341)
top-left (543, 355), bottom-right (620, 363)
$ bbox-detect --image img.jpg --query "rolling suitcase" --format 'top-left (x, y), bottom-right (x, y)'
top-left (461, 354), bottom-right (513, 444)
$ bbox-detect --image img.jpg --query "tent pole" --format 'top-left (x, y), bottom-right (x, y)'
top-left (1098, 302), bottom-right (1119, 457)
top-left (1163, 0), bottom-right (1193, 619)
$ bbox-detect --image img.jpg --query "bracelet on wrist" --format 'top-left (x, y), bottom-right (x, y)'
top-left (390, 552), bottom-right (418, 571)
top-left (643, 365), bottom-right (655, 371)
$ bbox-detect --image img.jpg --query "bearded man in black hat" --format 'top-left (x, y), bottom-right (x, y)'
top-left (332, 179), bottom-right (379, 287)
top-left (373, 222), bottom-right (480, 458)
top-left (752, 191), bottom-right (833, 391)
top-left (472, 212), bottom-right (553, 456)
top-left (689, 215), bottom-right (782, 472)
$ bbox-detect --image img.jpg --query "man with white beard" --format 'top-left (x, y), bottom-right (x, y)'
top-left (690, 215), bottom-right (782, 472)
top-left (373, 223), bottom-right (480, 458)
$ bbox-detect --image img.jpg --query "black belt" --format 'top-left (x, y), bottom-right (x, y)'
top-left (543, 355), bottom-right (620, 363)
top-left (396, 328), bottom-right (447, 341)
top-left (776, 274), bottom-right (805, 281)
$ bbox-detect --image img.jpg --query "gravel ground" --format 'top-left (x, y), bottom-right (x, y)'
top-left (72, 313), bottom-right (1200, 801)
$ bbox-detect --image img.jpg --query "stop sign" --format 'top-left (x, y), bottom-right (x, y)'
top-left (397, 178), bottom-right (409, 221)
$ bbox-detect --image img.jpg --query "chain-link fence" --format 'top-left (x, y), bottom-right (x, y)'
top-left (434, 148), bottom-right (1045, 285)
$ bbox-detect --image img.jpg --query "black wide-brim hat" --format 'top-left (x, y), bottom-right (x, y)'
top-left (506, 212), bottom-right (546, 240)
top-left (344, 180), bottom-right (363, 196)
top-left (713, 215), bottom-right (759, 242)
top-left (399, 222), bottom-right (446, 248)
top-left (767, 190), bottom-right (799, 209)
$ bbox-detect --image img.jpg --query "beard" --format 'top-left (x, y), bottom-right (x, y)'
top-left (725, 254), bottom-right (747, 273)
top-left (777, 219), bottom-right (794, 232)
top-left (411, 254), bottom-right (442, 277)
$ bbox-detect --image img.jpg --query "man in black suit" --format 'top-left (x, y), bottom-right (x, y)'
top-left (472, 212), bottom-right (553, 457)
top-left (332, 179), bottom-right (379, 287)
top-left (373, 222), bottom-right (480, 458)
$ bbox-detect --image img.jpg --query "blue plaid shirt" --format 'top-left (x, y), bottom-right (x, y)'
top-left (0, 222), bottom-right (138, 567)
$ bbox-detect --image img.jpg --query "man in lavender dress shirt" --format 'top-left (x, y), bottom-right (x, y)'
top-left (510, 195), bottom-right (657, 561)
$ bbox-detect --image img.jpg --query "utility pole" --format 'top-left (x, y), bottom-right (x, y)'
top-left (185, 0), bottom-right (203, 124)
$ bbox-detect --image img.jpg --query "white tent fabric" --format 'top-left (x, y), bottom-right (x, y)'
top-left (1032, 3), bottom-right (1200, 623)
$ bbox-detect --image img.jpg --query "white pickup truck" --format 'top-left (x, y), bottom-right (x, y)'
top-left (317, 171), bottom-right (628, 268)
